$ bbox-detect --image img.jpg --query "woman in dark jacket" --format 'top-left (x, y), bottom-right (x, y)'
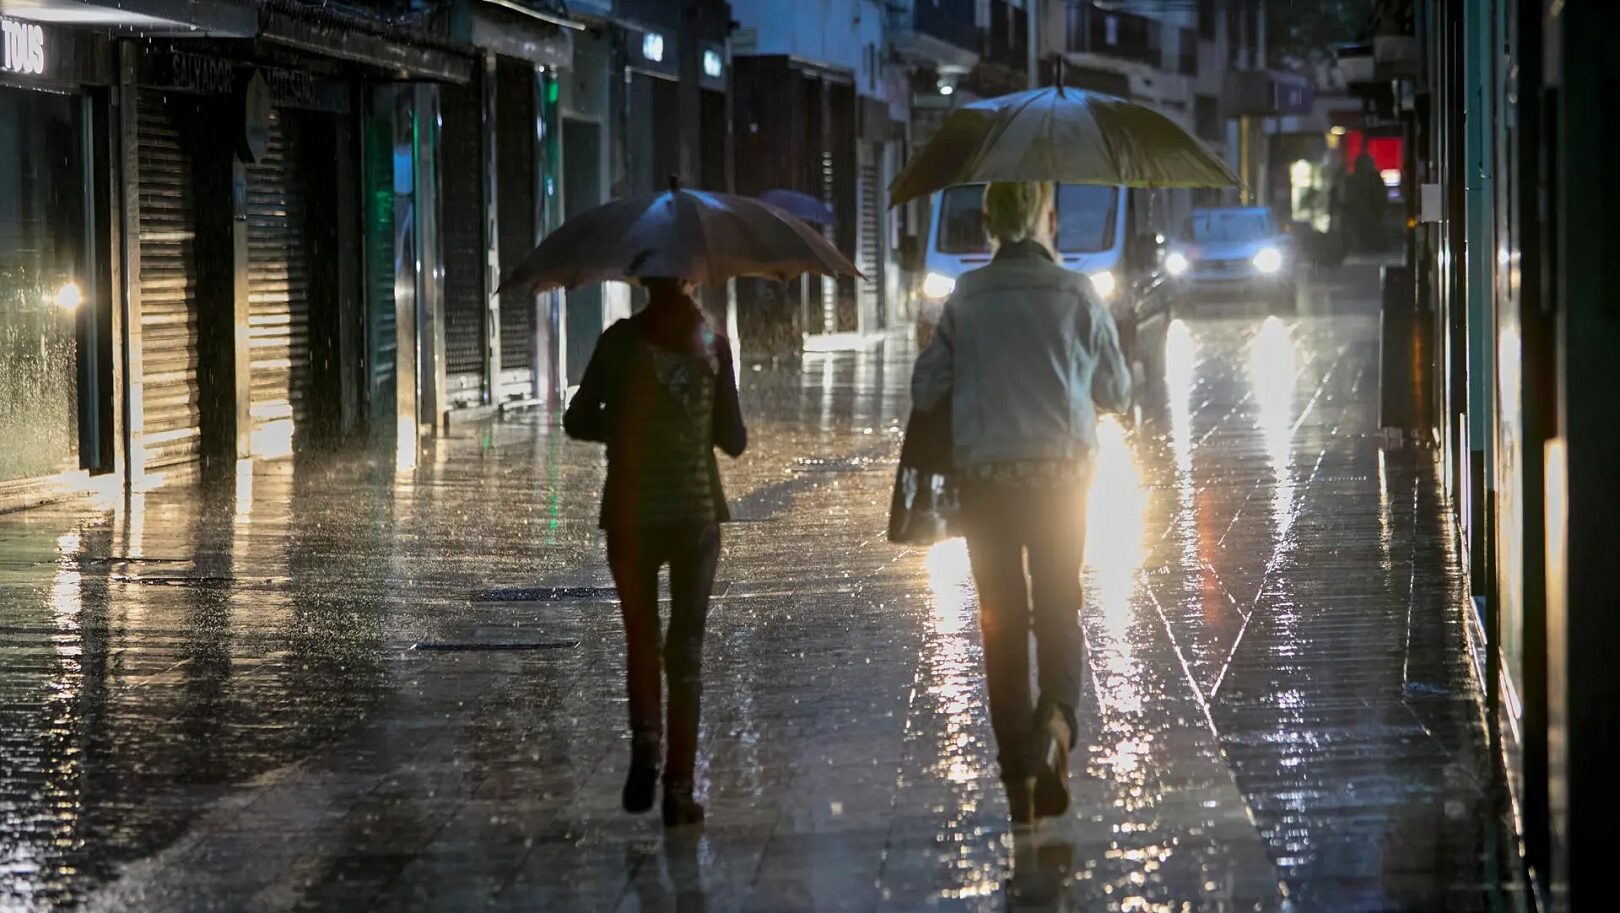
top-left (564, 277), bottom-right (747, 827)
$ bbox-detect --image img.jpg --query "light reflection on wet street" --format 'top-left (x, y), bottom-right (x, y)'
top-left (0, 277), bottom-right (1516, 911)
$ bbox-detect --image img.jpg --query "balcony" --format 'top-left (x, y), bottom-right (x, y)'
top-left (1177, 26), bottom-right (1196, 76)
top-left (889, 0), bottom-right (980, 72)
top-left (981, 0), bottom-right (1029, 72)
top-left (914, 0), bottom-right (977, 52)
top-left (1223, 69), bottom-right (1314, 116)
top-left (1064, 1), bottom-right (1161, 70)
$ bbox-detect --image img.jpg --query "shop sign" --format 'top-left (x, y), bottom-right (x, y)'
top-left (1, 16), bottom-right (46, 76)
top-left (641, 32), bottom-right (665, 64)
top-left (152, 49), bottom-right (321, 110)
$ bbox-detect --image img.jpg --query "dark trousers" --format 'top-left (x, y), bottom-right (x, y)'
top-left (960, 479), bottom-right (1087, 782)
top-left (606, 523), bottom-right (721, 787)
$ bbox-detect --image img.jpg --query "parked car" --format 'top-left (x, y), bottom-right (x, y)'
top-left (910, 182), bottom-right (1176, 368)
top-left (1164, 207), bottom-right (1297, 313)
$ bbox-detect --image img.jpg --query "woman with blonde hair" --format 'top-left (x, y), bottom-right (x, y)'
top-left (912, 181), bottom-right (1131, 826)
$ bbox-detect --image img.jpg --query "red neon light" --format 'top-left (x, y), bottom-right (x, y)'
top-left (1343, 131), bottom-right (1404, 175)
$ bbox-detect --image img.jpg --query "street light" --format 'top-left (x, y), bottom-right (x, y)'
top-left (51, 281), bottom-right (81, 312)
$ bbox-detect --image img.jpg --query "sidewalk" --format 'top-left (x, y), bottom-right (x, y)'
top-left (0, 297), bottom-right (1519, 911)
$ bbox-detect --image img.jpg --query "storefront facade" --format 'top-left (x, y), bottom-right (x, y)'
top-left (127, 46), bottom-right (359, 467)
top-left (1411, 1), bottom-right (1620, 905)
top-left (3, 0), bottom-right (737, 502)
top-left (613, 0), bottom-right (736, 339)
top-left (0, 18), bottom-right (116, 508)
top-left (729, 0), bottom-right (903, 354)
top-left (110, 17), bottom-right (474, 482)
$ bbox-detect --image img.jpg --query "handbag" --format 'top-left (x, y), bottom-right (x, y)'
top-left (888, 405), bottom-right (959, 545)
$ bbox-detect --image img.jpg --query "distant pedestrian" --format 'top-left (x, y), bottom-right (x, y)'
top-left (911, 181), bottom-right (1131, 826)
top-left (564, 276), bottom-right (747, 827)
top-left (1346, 150), bottom-right (1386, 252)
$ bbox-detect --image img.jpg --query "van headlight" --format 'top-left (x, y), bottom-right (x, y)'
top-left (1089, 270), bottom-right (1117, 300)
top-left (1164, 252), bottom-right (1189, 276)
top-left (1252, 247), bottom-right (1283, 274)
top-left (921, 272), bottom-right (956, 300)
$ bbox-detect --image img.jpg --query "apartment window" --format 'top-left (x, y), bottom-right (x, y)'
top-left (1195, 94), bottom-right (1220, 141)
top-left (1197, 0), bottom-right (1216, 41)
top-left (1180, 27), bottom-right (1198, 75)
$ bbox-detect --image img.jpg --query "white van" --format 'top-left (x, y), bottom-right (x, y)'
top-left (911, 183), bottom-right (1183, 370)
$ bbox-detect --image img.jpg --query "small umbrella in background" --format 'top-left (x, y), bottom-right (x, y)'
top-left (889, 85), bottom-right (1240, 205)
top-left (756, 189), bottom-right (836, 227)
top-left (497, 180), bottom-right (861, 294)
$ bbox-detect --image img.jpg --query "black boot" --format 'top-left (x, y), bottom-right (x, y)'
top-left (1005, 776), bottom-right (1038, 827)
top-left (1033, 701), bottom-right (1073, 819)
top-left (662, 782), bottom-right (705, 828)
top-left (623, 736), bottom-right (660, 814)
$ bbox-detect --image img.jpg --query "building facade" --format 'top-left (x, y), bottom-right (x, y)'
top-left (730, 0), bottom-right (905, 352)
top-left (0, 0), bottom-right (478, 504)
top-left (0, 0), bottom-right (739, 505)
top-left (1382, 0), bottom-right (1615, 906)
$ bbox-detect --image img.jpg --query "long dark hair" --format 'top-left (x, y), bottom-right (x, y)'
top-left (639, 277), bottom-right (719, 372)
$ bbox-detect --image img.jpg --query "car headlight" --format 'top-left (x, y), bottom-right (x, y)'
top-left (1164, 252), bottom-right (1189, 276)
top-left (921, 272), bottom-right (956, 300)
top-left (1089, 270), bottom-right (1117, 299)
top-left (1252, 247), bottom-right (1283, 274)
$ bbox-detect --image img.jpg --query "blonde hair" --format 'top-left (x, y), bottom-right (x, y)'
top-left (982, 181), bottom-right (1054, 245)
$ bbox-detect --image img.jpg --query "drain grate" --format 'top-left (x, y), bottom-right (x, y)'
top-left (410, 640), bottom-right (579, 652)
top-left (790, 457), bottom-right (876, 474)
top-left (112, 574), bottom-right (284, 587)
top-left (469, 585), bottom-right (619, 603)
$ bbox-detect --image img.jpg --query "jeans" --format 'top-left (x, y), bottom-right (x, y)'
top-left (606, 523), bottom-right (721, 787)
top-left (960, 478), bottom-right (1088, 782)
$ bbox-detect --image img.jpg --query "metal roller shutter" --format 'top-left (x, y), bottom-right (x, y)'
top-left (136, 91), bottom-right (202, 469)
top-left (245, 109), bottom-right (311, 455)
top-left (496, 60), bottom-right (536, 388)
top-left (856, 146), bottom-right (881, 330)
top-left (440, 80), bottom-right (485, 403)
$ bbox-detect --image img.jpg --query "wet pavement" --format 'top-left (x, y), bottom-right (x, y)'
top-left (0, 271), bottom-right (1520, 912)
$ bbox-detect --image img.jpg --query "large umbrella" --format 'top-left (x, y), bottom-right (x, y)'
top-left (888, 86), bottom-right (1240, 205)
top-left (757, 189), bottom-right (836, 226)
top-left (498, 182), bottom-right (861, 293)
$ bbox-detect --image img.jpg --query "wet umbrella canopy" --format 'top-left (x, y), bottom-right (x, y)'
top-left (757, 189), bottom-right (837, 226)
top-left (497, 182), bottom-right (861, 293)
top-left (888, 86), bottom-right (1240, 205)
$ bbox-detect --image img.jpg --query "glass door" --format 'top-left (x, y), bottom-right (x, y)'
top-left (0, 86), bottom-right (88, 482)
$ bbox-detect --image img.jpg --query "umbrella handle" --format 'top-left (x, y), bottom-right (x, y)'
top-left (669, 174), bottom-right (681, 193)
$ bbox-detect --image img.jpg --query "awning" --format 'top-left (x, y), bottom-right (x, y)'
top-left (0, 0), bottom-right (255, 35)
top-left (465, 0), bottom-right (574, 69)
top-left (890, 28), bottom-right (978, 75)
top-left (257, 3), bottom-right (474, 84)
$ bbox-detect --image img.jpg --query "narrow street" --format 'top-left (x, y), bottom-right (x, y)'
top-left (0, 269), bottom-right (1515, 912)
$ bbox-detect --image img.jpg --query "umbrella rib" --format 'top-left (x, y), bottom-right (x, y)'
top-left (980, 90), bottom-right (1047, 180)
top-left (685, 192), bottom-right (717, 288)
top-left (1090, 100), bottom-right (1126, 184)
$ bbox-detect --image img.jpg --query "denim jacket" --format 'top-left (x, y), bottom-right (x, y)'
top-left (910, 240), bottom-right (1131, 469)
